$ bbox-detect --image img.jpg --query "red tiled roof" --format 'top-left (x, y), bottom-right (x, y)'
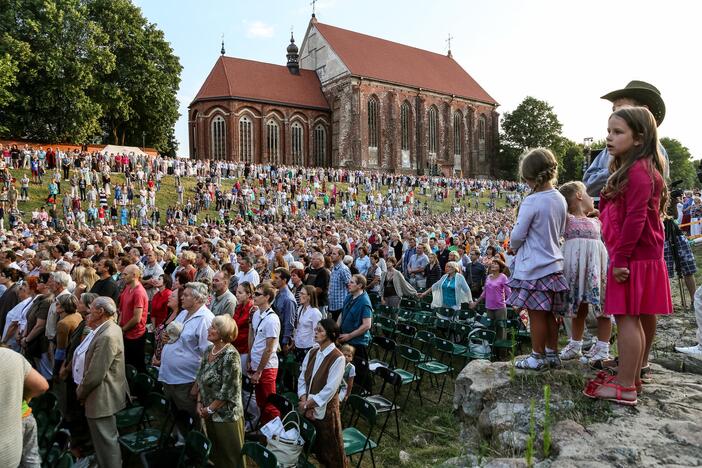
top-left (314, 22), bottom-right (497, 105)
top-left (191, 56), bottom-right (330, 110)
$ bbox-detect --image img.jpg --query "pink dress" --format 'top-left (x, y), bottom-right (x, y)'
top-left (600, 159), bottom-right (673, 316)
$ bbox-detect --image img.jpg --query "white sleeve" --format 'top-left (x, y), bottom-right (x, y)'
top-left (297, 350), bottom-right (311, 398)
top-left (310, 355), bottom-right (346, 408)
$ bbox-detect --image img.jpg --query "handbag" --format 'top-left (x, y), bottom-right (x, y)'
top-left (264, 411), bottom-right (305, 467)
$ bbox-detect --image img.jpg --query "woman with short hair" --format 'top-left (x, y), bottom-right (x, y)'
top-left (195, 315), bottom-right (245, 468)
top-left (293, 285), bottom-right (322, 362)
top-left (419, 261), bottom-right (473, 311)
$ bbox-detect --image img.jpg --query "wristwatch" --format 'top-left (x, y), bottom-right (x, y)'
top-left (206, 406), bottom-right (215, 415)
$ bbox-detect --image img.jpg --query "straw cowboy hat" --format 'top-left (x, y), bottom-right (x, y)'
top-left (601, 80), bottom-right (666, 126)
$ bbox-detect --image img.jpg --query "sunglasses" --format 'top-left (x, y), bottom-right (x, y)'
top-left (254, 292), bottom-right (264, 297)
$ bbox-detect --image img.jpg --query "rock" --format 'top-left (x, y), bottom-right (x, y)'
top-left (497, 430), bottom-right (528, 452)
top-left (662, 420), bottom-right (702, 446)
top-left (483, 458), bottom-right (528, 468)
top-left (439, 454), bottom-right (481, 467)
top-left (453, 359), bottom-right (512, 419)
top-left (399, 450), bottom-right (411, 465)
top-left (411, 433), bottom-right (429, 448)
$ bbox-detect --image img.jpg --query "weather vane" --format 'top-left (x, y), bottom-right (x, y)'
top-left (446, 33), bottom-right (454, 52)
top-left (311, 0), bottom-right (317, 17)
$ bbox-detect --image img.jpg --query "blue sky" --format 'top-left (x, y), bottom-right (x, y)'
top-left (133, 0), bottom-right (702, 159)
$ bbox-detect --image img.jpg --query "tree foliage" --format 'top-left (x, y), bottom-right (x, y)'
top-left (501, 96), bottom-right (563, 151)
top-left (0, 0), bottom-right (181, 153)
top-left (661, 137), bottom-right (698, 189)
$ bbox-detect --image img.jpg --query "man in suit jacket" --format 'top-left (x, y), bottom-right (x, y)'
top-left (76, 296), bottom-right (127, 468)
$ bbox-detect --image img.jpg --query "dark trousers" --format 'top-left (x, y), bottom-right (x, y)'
top-left (124, 334), bottom-right (146, 373)
top-left (351, 344), bottom-right (370, 394)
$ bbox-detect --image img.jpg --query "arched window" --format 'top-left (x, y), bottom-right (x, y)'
top-left (239, 116), bottom-right (253, 163)
top-left (368, 97), bottom-right (379, 149)
top-left (314, 124), bottom-right (327, 167)
top-left (428, 106), bottom-right (438, 155)
top-left (401, 102), bottom-right (410, 151)
top-left (453, 113), bottom-right (463, 157)
top-left (478, 115), bottom-right (487, 162)
top-left (291, 121), bottom-right (304, 166)
top-left (266, 119), bottom-right (280, 164)
top-left (211, 115), bottom-right (226, 160)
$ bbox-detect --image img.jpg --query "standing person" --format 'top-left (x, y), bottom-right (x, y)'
top-left (272, 268), bottom-right (296, 353)
top-left (117, 265), bottom-right (148, 372)
top-left (337, 274), bottom-right (373, 393)
top-left (407, 244), bottom-right (429, 290)
top-left (45, 271), bottom-right (71, 378)
top-left (90, 259), bottom-right (119, 303)
top-left (293, 286), bottom-right (322, 362)
top-left (508, 149), bottom-right (569, 370)
top-left (194, 315), bottom-right (245, 468)
top-left (233, 282), bottom-right (254, 370)
top-left (471, 260), bottom-right (511, 336)
top-left (248, 282), bottom-right (281, 425)
top-left (584, 107), bottom-right (672, 405)
top-left (419, 261), bottom-right (472, 311)
top-left (379, 257), bottom-right (417, 309)
top-left (0, 348), bottom-right (49, 468)
top-left (149, 274), bottom-right (173, 330)
top-left (556, 182), bottom-right (611, 363)
top-left (328, 246), bottom-right (351, 321)
top-left (76, 297), bottom-right (128, 468)
top-left (464, 249), bottom-right (487, 298)
top-left (159, 282), bottom-right (214, 422)
top-left (297, 319), bottom-right (347, 468)
top-left (304, 252), bottom-right (330, 314)
top-left (210, 271), bottom-right (238, 316)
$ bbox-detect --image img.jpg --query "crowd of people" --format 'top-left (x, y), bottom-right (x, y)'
top-left (1, 79), bottom-right (700, 467)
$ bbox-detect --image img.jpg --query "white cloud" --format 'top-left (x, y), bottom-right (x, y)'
top-left (245, 20), bottom-right (274, 38)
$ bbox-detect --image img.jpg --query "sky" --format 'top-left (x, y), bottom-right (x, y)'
top-left (133, 0), bottom-right (702, 159)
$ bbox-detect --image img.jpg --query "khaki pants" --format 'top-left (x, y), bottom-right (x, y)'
top-left (87, 415), bottom-right (122, 468)
top-left (204, 417), bottom-right (246, 468)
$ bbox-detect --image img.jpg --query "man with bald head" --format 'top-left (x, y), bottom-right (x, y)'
top-left (118, 264), bottom-right (149, 371)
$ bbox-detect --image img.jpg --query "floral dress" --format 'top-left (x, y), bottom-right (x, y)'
top-left (195, 344), bottom-right (243, 422)
top-left (561, 215), bottom-right (608, 317)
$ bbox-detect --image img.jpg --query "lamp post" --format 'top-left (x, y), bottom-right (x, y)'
top-left (582, 137), bottom-right (593, 174)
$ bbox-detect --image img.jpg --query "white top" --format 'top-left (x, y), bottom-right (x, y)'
top-left (2, 297), bottom-right (33, 338)
top-left (159, 305), bottom-right (214, 384)
top-left (236, 268), bottom-right (260, 287)
top-left (249, 308), bottom-right (280, 371)
top-left (297, 344), bottom-right (345, 419)
top-left (294, 305), bottom-right (322, 350)
top-left (45, 289), bottom-right (71, 340)
top-left (72, 321), bottom-right (109, 385)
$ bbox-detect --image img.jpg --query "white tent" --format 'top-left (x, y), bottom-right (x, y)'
top-left (100, 145), bottom-right (150, 157)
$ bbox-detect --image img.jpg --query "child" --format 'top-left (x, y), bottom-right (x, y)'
top-left (337, 344), bottom-right (356, 403)
top-left (507, 148), bottom-right (568, 370)
top-left (558, 181), bottom-right (611, 364)
top-left (585, 107), bottom-right (672, 405)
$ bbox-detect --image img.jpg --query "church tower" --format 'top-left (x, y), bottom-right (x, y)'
top-left (286, 33), bottom-right (300, 75)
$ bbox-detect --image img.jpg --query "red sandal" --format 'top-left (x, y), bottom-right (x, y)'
top-left (583, 379), bottom-right (638, 406)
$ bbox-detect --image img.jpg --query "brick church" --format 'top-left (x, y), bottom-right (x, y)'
top-left (188, 15), bottom-right (499, 176)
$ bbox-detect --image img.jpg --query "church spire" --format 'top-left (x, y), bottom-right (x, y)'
top-left (220, 34), bottom-right (225, 55)
top-left (446, 33), bottom-right (454, 58)
top-left (286, 28), bottom-right (300, 75)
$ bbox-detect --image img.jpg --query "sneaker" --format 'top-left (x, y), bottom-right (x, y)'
top-left (545, 352), bottom-right (562, 369)
top-left (582, 343), bottom-right (610, 364)
top-left (675, 344), bottom-right (702, 358)
top-left (515, 352), bottom-right (546, 370)
top-left (559, 341), bottom-right (582, 360)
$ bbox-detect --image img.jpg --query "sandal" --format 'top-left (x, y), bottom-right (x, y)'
top-left (515, 352), bottom-right (546, 370)
top-left (583, 379), bottom-right (638, 406)
top-left (584, 373), bottom-right (616, 396)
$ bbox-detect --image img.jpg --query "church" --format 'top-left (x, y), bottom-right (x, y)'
top-left (188, 15), bottom-right (499, 177)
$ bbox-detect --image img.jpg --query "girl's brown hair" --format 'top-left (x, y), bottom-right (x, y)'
top-left (519, 148), bottom-right (559, 191)
top-left (601, 107), bottom-right (668, 214)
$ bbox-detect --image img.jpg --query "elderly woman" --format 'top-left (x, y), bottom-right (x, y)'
top-left (419, 261), bottom-right (472, 311)
top-left (379, 257), bottom-right (417, 309)
top-left (194, 315), bottom-right (245, 468)
top-left (159, 282), bottom-right (214, 421)
top-left (22, 273), bottom-right (53, 379)
top-left (298, 318), bottom-right (347, 468)
top-left (2, 279), bottom-right (34, 351)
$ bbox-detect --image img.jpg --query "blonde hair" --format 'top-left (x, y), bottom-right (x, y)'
top-left (212, 314), bottom-right (238, 343)
top-left (341, 344), bottom-right (355, 356)
top-left (73, 266), bottom-right (99, 291)
top-left (558, 181), bottom-right (587, 212)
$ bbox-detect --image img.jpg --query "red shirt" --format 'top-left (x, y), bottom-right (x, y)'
top-left (600, 159), bottom-right (665, 268)
top-left (233, 300), bottom-right (253, 354)
top-left (119, 282), bottom-right (149, 339)
top-left (150, 288), bottom-right (172, 328)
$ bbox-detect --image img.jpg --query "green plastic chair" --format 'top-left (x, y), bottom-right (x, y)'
top-left (118, 393), bottom-right (171, 457)
top-left (177, 430), bottom-right (211, 467)
top-left (394, 345), bottom-right (423, 406)
top-left (343, 395), bottom-right (378, 468)
top-left (242, 442), bottom-right (278, 468)
top-left (369, 335), bottom-right (396, 370)
top-left (417, 338), bottom-right (454, 403)
top-left (366, 366), bottom-right (403, 443)
top-left (462, 328), bottom-right (497, 361)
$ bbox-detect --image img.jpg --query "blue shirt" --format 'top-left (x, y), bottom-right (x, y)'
top-left (340, 292), bottom-right (373, 347)
top-left (441, 275), bottom-right (457, 308)
top-left (329, 262), bottom-right (351, 311)
top-left (272, 286), bottom-right (296, 346)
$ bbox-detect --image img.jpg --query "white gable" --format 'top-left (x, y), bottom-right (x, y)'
top-left (299, 24), bottom-right (350, 86)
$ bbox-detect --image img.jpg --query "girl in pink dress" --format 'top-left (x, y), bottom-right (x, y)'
top-left (585, 107), bottom-right (672, 406)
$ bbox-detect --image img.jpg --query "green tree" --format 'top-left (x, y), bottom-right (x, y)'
top-left (661, 137), bottom-right (698, 188)
top-left (0, 52), bottom-right (18, 134)
top-left (554, 137), bottom-right (585, 183)
top-left (87, 0), bottom-right (182, 151)
top-left (501, 96), bottom-right (563, 150)
top-left (0, 0), bottom-right (115, 142)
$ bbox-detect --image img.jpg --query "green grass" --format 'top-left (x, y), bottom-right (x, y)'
top-left (7, 168), bottom-right (510, 224)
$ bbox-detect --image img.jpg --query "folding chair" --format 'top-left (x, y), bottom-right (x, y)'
top-left (369, 335), bottom-right (396, 371)
top-left (416, 338), bottom-right (453, 403)
top-left (241, 442), bottom-right (278, 468)
top-left (462, 328), bottom-right (497, 361)
top-left (118, 392), bottom-right (172, 459)
top-left (395, 323), bottom-right (416, 344)
top-left (366, 366), bottom-right (403, 443)
top-left (343, 395), bottom-right (378, 468)
top-left (267, 393), bottom-right (294, 417)
top-left (140, 430), bottom-right (212, 468)
top-left (494, 318), bottom-right (520, 358)
top-left (394, 345), bottom-right (423, 406)
top-left (374, 316), bottom-right (396, 338)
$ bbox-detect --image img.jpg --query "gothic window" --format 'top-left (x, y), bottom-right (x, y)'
top-left (314, 124), bottom-right (327, 167)
top-left (211, 115), bottom-right (226, 160)
top-left (479, 115), bottom-right (486, 141)
top-left (478, 115), bottom-right (487, 163)
top-left (368, 97), bottom-right (380, 148)
top-left (291, 122), bottom-right (304, 166)
top-left (401, 102), bottom-right (411, 151)
top-left (239, 116), bottom-right (253, 163)
top-left (428, 106), bottom-right (438, 155)
top-left (266, 119), bottom-right (280, 164)
top-left (453, 113), bottom-right (463, 156)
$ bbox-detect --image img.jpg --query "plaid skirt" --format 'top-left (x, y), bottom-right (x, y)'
top-left (507, 272), bottom-right (568, 316)
top-left (664, 234), bottom-right (697, 277)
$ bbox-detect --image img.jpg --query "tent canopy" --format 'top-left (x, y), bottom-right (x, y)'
top-left (100, 145), bottom-right (150, 157)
